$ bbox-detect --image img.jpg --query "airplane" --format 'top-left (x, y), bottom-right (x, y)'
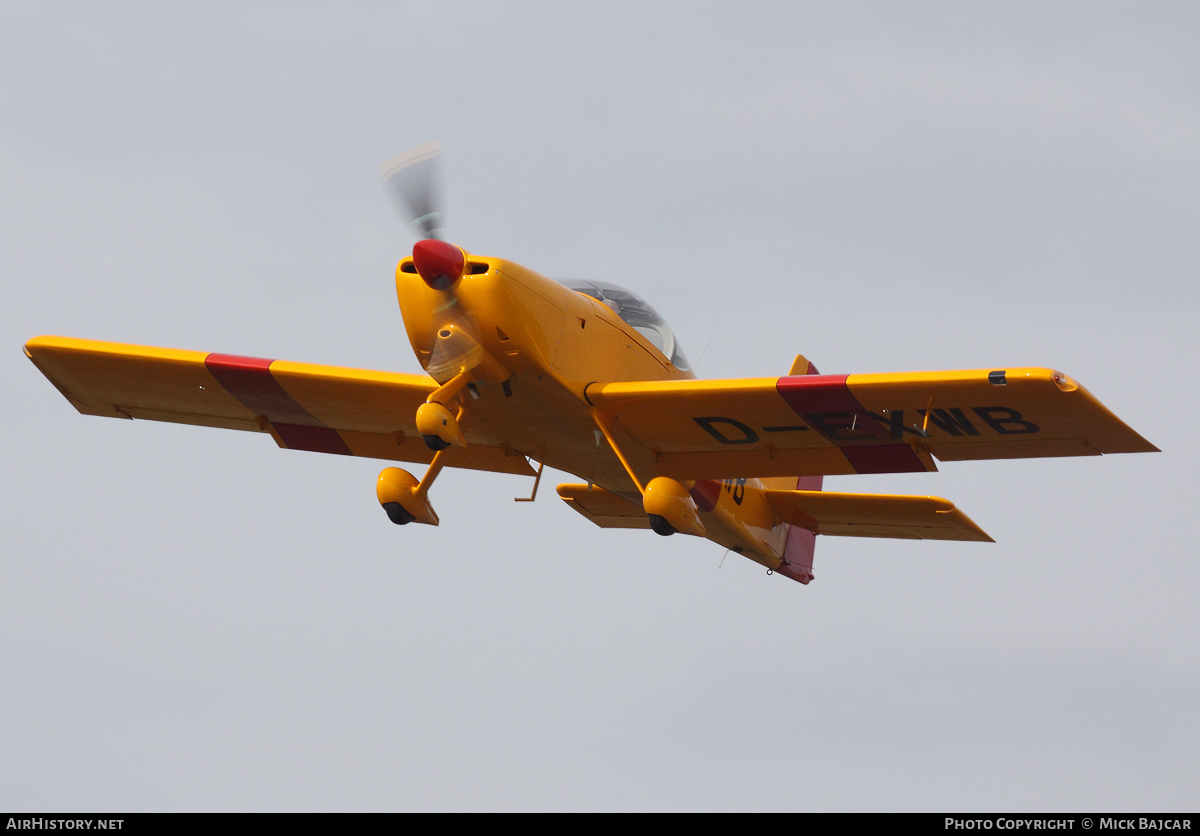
top-left (23, 143), bottom-right (1158, 586)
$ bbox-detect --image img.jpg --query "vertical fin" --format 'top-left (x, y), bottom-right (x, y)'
top-left (788, 354), bottom-right (819, 376)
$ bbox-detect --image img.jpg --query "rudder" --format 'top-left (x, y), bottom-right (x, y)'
top-left (777, 474), bottom-right (822, 584)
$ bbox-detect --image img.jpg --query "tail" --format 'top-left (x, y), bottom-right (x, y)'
top-left (775, 354), bottom-right (823, 583)
top-left (768, 354), bottom-right (994, 584)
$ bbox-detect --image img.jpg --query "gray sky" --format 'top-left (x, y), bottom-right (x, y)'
top-left (2, 1), bottom-right (1196, 811)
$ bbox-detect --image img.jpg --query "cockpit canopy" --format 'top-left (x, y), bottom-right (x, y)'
top-left (559, 279), bottom-right (691, 372)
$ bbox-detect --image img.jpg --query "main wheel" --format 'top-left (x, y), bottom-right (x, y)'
top-left (648, 514), bottom-right (677, 536)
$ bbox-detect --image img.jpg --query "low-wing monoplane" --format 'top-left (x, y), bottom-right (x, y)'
top-left (25, 144), bottom-right (1158, 585)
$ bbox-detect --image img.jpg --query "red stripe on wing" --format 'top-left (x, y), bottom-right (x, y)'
top-left (776, 374), bottom-right (924, 474)
top-left (205, 353), bottom-right (352, 456)
top-left (841, 445), bottom-right (925, 474)
top-left (272, 423), bottom-right (355, 456)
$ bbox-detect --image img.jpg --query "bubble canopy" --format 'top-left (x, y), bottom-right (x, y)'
top-left (558, 279), bottom-right (691, 372)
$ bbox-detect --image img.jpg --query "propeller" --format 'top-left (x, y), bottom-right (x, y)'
top-left (381, 142), bottom-right (482, 383)
top-left (380, 140), bottom-right (445, 240)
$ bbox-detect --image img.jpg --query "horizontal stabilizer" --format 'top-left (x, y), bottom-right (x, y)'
top-left (557, 484), bottom-right (649, 529)
top-left (764, 490), bottom-right (993, 542)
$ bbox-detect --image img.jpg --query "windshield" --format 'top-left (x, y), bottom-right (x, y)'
top-left (559, 279), bottom-right (691, 372)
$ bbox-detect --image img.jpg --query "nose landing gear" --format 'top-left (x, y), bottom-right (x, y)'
top-left (389, 362), bottom-right (503, 526)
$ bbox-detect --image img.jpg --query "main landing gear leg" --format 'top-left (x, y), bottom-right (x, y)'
top-left (589, 409), bottom-right (706, 538)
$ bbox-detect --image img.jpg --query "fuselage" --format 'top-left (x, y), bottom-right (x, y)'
top-left (394, 251), bottom-right (794, 568)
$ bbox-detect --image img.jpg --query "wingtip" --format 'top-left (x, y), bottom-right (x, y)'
top-left (24, 335), bottom-right (76, 357)
top-left (23, 334), bottom-right (51, 358)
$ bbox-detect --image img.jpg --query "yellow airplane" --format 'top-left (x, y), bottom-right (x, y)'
top-left (23, 144), bottom-right (1158, 585)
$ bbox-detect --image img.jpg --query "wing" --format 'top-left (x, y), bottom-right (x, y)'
top-left (585, 368), bottom-right (1156, 480)
top-left (25, 336), bottom-right (535, 476)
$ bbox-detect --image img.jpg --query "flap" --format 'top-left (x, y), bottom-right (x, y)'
top-left (584, 367), bottom-right (1155, 480)
top-left (25, 336), bottom-right (535, 476)
top-left (765, 490), bottom-right (993, 542)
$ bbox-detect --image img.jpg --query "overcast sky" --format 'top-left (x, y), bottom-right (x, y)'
top-left (2, 1), bottom-right (1197, 811)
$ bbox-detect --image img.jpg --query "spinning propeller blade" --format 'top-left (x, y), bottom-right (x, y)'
top-left (381, 141), bottom-right (444, 240)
